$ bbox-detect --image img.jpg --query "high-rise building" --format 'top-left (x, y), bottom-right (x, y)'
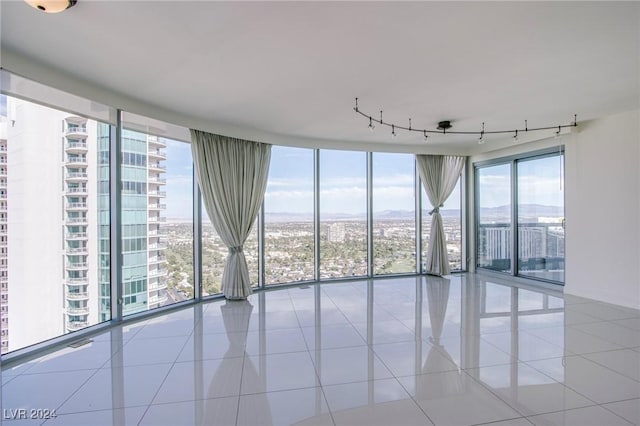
top-left (327, 222), bottom-right (346, 243)
top-left (1, 98), bottom-right (167, 354)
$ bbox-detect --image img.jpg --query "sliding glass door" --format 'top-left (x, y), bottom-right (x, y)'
top-left (475, 149), bottom-right (565, 285)
top-left (517, 154), bottom-right (565, 282)
top-left (477, 163), bottom-right (512, 273)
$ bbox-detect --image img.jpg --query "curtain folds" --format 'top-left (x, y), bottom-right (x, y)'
top-left (190, 130), bottom-right (271, 299)
top-left (416, 155), bottom-right (465, 276)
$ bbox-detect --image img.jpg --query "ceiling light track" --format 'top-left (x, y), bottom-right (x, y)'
top-left (353, 98), bottom-right (577, 142)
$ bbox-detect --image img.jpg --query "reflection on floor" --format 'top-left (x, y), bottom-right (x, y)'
top-left (2, 273), bottom-right (640, 425)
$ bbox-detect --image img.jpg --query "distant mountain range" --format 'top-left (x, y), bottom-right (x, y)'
top-left (264, 209), bottom-right (461, 222)
top-left (170, 204), bottom-right (562, 224)
top-left (263, 204), bottom-right (562, 223)
top-left (480, 204), bottom-right (563, 219)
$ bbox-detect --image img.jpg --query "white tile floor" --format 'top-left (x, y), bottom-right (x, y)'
top-left (2, 273), bottom-right (640, 426)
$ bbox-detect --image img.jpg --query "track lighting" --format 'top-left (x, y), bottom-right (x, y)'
top-left (24, 0), bottom-right (76, 13)
top-left (554, 126), bottom-right (562, 137)
top-left (354, 98), bottom-right (578, 143)
top-left (423, 131), bottom-right (429, 142)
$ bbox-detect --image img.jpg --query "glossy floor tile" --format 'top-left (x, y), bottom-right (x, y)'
top-left (527, 405), bottom-right (633, 426)
top-left (2, 273), bottom-right (640, 426)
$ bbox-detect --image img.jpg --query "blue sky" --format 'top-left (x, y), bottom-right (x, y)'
top-left (478, 156), bottom-right (564, 208)
top-left (165, 143), bottom-right (462, 219)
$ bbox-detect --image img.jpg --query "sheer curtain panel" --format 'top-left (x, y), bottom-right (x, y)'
top-left (190, 130), bottom-right (271, 299)
top-left (416, 155), bottom-right (465, 276)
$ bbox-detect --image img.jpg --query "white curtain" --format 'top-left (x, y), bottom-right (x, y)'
top-left (190, 130), bottom-right (271, 299)
top-left (417, 155), bottom-right (465, 276)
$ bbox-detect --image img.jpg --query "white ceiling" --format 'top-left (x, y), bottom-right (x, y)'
top-left (1, 1), bottom-right (638, 153)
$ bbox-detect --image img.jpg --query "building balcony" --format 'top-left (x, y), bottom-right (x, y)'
top-left (65, 306), bottom-right (89, 315)
top-left (0, 205), bottom-right (6, 211)
top-left (66, 217), bottom-right (88, 225)
top-left (148, 268), bottom-right (168, 279)
top-left (148, 163), bottom-right (166, 171)
top-left (66, 292), bottom-right (89, 301)
top-left (148, 177), bottom-right (167, 185)
top-left (148, 137), bottom-right (166, 148)
top-left (66, 246), bottom-right (88, 254)
top-left (66, 232), bottom-right (88, 240)
top-left (148, 280), bottom-right (168, 291)
top-left (148, 203), bottom-right (166, 210)
top-left (66, 321), bottom-right (88, 331)
top-left (147, 216), bottom-right (166, 223)
top-left (65, 157), bottom-right (88, 166)
top-left (0, 182), bottom-right (6, 189)
top-left (66, 277), bottom-right (88, 285)
top-left (66, 187), bottom-right (88, 196)
top-left (66, 202), bottom-right (87, 210)
top-left (148, 294), bottom-right (168, 306)
top-left (148, 255), bottom-right (167, 265)
top-left (0, 217), bottom-right (6, 224)
top-left (0, 159), bottom-right (6, 165)
top-left (66, 172), bottom-right (88, 180)
top-left (147, 229), bottom-right (167, 237)
top-left (66, 262), bottom-right (88, 270)
top-left (65, 127), bottom-right (88, 138)
top-left (148, 242), bottom-right (168, 250)
top-left (148, 149), bottom-right (167, 160)
top-left (148, 190), bottom-right (167, 198)
top-left (65, 141), bottom-right (88, 152)
top-left (0, 169), bottom-right (6, 177)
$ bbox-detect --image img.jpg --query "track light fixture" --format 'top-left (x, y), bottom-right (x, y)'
top-left (24, 0), bottom-right (76, 13)
top-left (478, 122), bottom-right (486, 145)
top-left (353, 98), bottom-right (577, 142)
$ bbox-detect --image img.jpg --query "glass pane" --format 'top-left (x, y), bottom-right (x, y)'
top-left (2, 96), bottom-right (110, 354)
top-left (319, 150), bottom-right (367, 278)
top-left (163, 140), bottom-right (194, 302)
top-left (421, 179), bottom-right (463, 272)
top-left (517, 154), bottom-right (565, 283)
top-left (120, 125), bottom-right (194, 316)
top-left (264, 146), bottom-right (314, 284)
top-left (201, 202), bottom-right (258, 295)
top-left (372, 153), bottom-right (415, 275)
top-left (477, 163), bottom-right (512, 272)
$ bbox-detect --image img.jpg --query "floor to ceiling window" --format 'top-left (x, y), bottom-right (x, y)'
top-left (517, 153), bottom-right (565, 283)
top-left (372, 153), bottom-right (416, 275)
top-left (475, 149), bottom-right (565, 284)
top-left (319, 150), bottom-right (367, 279)
top-left (1, 94), bottom-right (112, 354)
top-left (264, 146), bottom-right (315, 284)
top-left (476, 163), bottom-right (512, 273)
top-left (121, 112), bottom-right (194, 314)
top-left (0, 70), bottom-right (476, 360)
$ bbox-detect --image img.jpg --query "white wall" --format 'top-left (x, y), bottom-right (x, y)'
top-left (468, 109), bottom-right (640, 309)
top-left (564, 109), bottom-right (640, 309)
